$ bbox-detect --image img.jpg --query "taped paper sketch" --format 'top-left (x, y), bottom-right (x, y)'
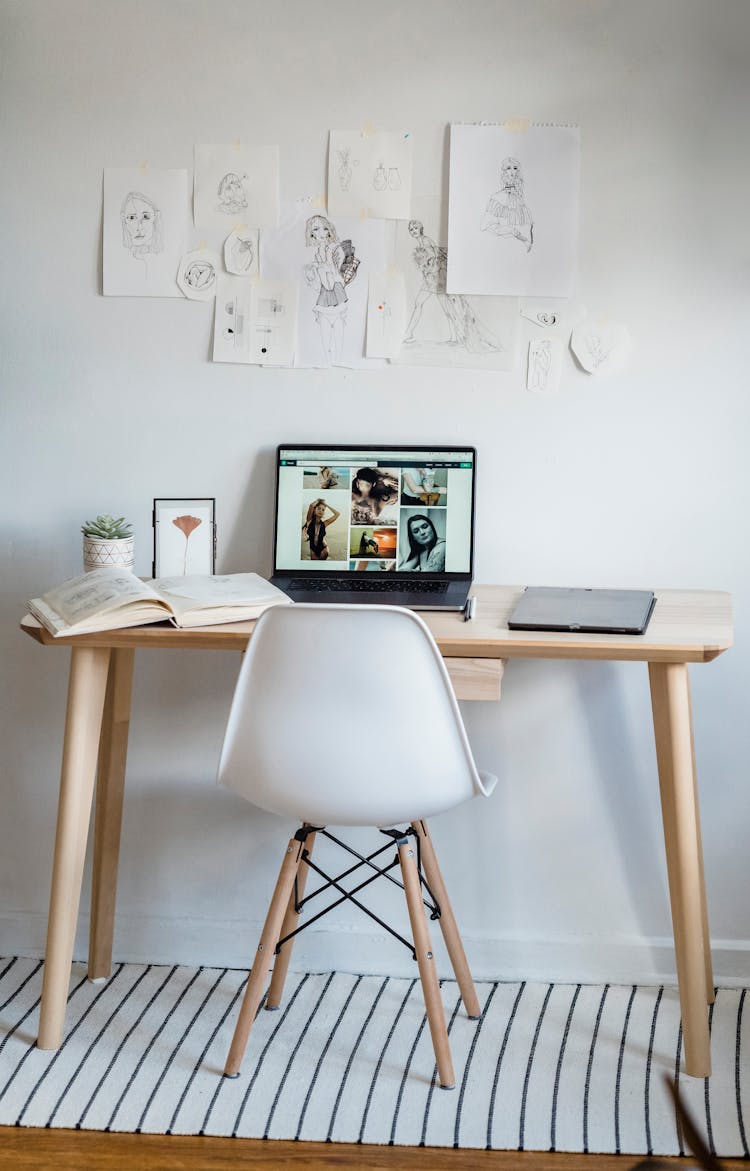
top-left (570, 320), bottom-right (631, 376)
top-left (366, 271), bottom-right (407, 359)
top-left (328, 130), bottom-right (412, 219)
top-left (224, 228), bottom-right (259, 277)
top-left (447, 123), bottom-right (580, 297)
top-left (249, 280), bottom-right (297, 366)
top-left (213, 274), bottom-right (252, 364)
top-left (194, 144), bottom-right (279, 230)
top-left (103, 168), bottom-right (187, 297)
top-left (177, 249), bottom-right (220, 301)
top-left (403, 220), bottom-right (501, 352)
top-left (304, 213), bottom-right (361, 365)
top-left (521, 305), bottom-right (558, 327)
top-left (391, 207), bottom-right (517, 370)
top-left (481, 157), bottom-right (533, 251)
top-left (526, 337), bottom-right (563, 393)
top-left (261, 201), bottom-right (387, 368)
top-left (217, 172), bottom-right (248, 215)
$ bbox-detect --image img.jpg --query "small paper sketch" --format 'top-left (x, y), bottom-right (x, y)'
top-left (327, 130), bottom-right (413, 219)
top-left (447, 123), bottom-right (580, 297)
top-left (249, 280), bottom-right (297, 366)
top-left (213, 274), bottom-right (252, 364)
top-left (223, 227), bottom-right (259, 277)
top-left (521, 304), bottom-right (558, 328)
top-left (391, 200), bottom-right (517, 371)
top-left (366, 271), bottom-right (407, 359)
top-left (570, 319), bottom-right (632, 376)
top-left (177, 249), bottom-right (220, 301)
top-left (261, 201), bottom-right (387, 369)
top-left (103, 168), bottom-right (187, 297)
top-left (526, 337), bottom-right (563, 393)
top-left (194, 143), bottom-right (279, 230)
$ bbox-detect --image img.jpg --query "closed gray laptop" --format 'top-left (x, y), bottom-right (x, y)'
top-left (508, 587), bottom-right (656, 635)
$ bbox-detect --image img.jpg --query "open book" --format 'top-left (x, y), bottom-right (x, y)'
top-left (28, 568), bottom-right (292, 636)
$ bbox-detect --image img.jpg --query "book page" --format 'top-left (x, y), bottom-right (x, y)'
top-left (154, 573), bottom-right (287, 608)
top-left (40, 569), bottom-right (159, 625)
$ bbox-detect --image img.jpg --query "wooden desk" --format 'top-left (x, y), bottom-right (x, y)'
top-left (21, 585), bottom-right (732, 1077)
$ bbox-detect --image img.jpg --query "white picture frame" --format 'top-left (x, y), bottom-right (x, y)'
top-left (153, 498), bottom-right (216, 578)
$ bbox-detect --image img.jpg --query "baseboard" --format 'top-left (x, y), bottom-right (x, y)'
top-left (4, 910), bottom-right (750, 987)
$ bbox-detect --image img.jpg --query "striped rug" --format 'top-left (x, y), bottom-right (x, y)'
top-left (0, 957), bottom-right (748, 1155)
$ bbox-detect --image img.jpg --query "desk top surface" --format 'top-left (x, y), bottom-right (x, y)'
top-left (21, 585), bottom-right (733, 663)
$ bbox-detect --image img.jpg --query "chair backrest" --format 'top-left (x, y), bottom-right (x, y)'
top-left (218, 604), bottom-right (488, 826)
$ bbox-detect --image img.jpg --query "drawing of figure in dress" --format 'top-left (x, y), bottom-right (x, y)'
top-left (217, 172), bottom-right (248, 215)
top-left (120, 191), bottom-right (163, 259)
top-left (303, 214), bottom-right (359, 365)
top-left (403, 220), bottom-right (502, 353)
top-left (481, 157), bottom-right (534, 251)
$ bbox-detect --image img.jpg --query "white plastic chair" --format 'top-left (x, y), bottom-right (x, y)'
top-left (218, 604), bottom-right (497, 1089)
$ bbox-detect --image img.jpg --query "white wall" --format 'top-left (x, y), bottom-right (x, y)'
top-left (2, 0), bottom-right (749, 986)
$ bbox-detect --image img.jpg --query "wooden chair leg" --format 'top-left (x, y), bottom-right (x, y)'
top-left (398, 837), bottom-right (455, 1090)
top-left (266, 829), bottom-right (316, 1010)
top-left (224, 835), bottom-right (305, 1077)
top-left (411, 819), bottom-right (481, 1019)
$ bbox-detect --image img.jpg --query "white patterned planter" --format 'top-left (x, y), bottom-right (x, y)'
top-left (83, 535), bottom-right (135, 572)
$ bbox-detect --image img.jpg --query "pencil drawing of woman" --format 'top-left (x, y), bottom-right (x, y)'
top-left (404, 220), bottom-right (501, 353)
top-left (303, 214), bottom-right (359, 365)
top-left (120, 191), bottom-right (163, 258)
top-left (481, 157), bottom-right (534, 251)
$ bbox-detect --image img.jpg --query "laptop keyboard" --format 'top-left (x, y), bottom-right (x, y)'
top-left (289, 578), bottom-right (449, 595)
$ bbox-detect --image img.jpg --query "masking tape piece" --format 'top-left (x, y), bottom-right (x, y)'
top-left (503, 117), bottom-right (531, 133)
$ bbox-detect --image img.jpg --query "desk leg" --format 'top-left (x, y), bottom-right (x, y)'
top-left (649, 661), bottom-right (711, 1078)
top-left (38, 646), bottom-right (111, 1050)
top-left (89, 648), bottom-right (135, 982)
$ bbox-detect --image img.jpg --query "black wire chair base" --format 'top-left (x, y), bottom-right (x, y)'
top-left (275, 825), bottom-right (442, 961)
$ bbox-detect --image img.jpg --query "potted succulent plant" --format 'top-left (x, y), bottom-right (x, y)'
top-left (81, 513), bottom-right (135, 572)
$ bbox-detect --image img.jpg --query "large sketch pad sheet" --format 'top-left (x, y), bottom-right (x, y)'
top-left (447, 124), bottom-right (580, 297)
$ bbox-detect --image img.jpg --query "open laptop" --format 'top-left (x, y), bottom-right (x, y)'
top-left (270, 444), bottom-right (476, 610)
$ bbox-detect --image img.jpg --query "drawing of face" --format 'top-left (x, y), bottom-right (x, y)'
top-left (408, 220), bottom-right (423, 239)
top-left (500, 157), bottom-right (522, 190)
top-left (121, 193), bottom-right (160, 255)
top-left (311, 222), bottom-right (330, 242)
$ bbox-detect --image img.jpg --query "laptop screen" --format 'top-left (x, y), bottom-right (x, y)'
top-left (274, 445), bottom-right (476, 576)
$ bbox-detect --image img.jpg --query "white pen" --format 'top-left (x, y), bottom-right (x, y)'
top-left (463, 595), bottom-right (477, 622)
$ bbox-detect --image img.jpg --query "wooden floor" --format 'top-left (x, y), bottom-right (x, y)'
top-left (1, 1129), bottom-right (747, 1170)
